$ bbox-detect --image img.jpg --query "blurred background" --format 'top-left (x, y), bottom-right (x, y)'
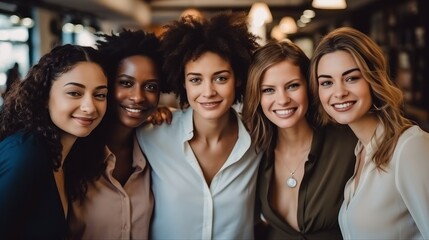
top-left (0, 0), bottom-right (428, 128)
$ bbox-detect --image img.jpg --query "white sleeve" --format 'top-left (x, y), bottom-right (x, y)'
top-left (395, 129), bottom-right (429, 239)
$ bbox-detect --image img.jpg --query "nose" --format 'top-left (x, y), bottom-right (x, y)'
top-left (202, 81), bottom-right (216, 97)
top-left (129, 86), bottom-right (146, 102)
top-left (334, 83), bottom-right (349, 99)
top-left (276, 90), bottom-right (291, 105)
top-left (80, 95), bottom-right (96, 114)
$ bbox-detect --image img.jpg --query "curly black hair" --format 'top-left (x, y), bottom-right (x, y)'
top-left (65, 29), bottom-right (164, 201)
top-left (160, 11), bottom-right (259, 108)
top-left (96, 29), bottom-right (164, 93)
top-left (0, 44), bottom-right (105, 199)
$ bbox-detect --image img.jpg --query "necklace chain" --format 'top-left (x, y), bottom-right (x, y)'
top-left (285, 156), bottom-right (306, 176)
top-left (284, 144), bottom-right (311, 188)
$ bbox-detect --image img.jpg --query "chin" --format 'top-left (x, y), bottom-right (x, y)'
top-left (123, 119), bottom-right (146, 128)
top-left (332, 117), bottom-right (353, 125)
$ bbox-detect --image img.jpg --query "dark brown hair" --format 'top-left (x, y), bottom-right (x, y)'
top-left (160, 11), bottom-right (259, 108)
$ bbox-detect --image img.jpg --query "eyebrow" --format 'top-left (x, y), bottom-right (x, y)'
top-left (186, 70), bottom-right (230, 77)
top-left (116, 74), bottom-right (159, 82)
top-left (261, 78), bottom-right (301, 87)
top-left (64, 82), bottom-right (108, 90)
top-left (317, 67), bottom-right (360, 79)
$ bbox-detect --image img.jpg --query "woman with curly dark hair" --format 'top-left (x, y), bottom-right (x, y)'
top-left (0, 44), bottom-right (108, 239)
top-left (136, 12), bottom-right (261, 239)
top-left (67, 29), bottom-right (166, 239)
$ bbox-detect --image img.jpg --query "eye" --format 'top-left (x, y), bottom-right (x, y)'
top-left (188, 77), bottom-right (201, 84)
top-left (287, 83), bottom-right (300, 90)
top-left (319, 80), bottom-right (332, 87)
top-left (94, 93), bottom-right (107, 101)
top-left (118, 79), bottom-right (133, 88)
top-left (214, 75), bottom-right (228, 83)
top-left (345, 76), bottom-right (360, 82)
top-left (144, 82), bottom-right (159, 92)
top-left (67, 91), bottom-right (82, 97)
top-left (261, 88), bottom-right (274, 94)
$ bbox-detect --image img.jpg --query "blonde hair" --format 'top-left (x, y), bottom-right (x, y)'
top-left (242, 40), bottom-right (316, 152)
top-left (310, 27), bottom-right (412, 169)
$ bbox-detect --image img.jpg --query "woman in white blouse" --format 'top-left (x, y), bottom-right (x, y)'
top-left (136, 12), bottom-right (262, 240)
top-left (310, 26), bottom-right (429, 239)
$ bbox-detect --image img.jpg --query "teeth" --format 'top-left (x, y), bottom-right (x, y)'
top-left (125, 108), bottom-right (142, 113)
top-left (275, 109), bottom-right (294, 115)
top-left (334, 102), bottom-right (353, 109)
top-left (202, 102), bottom-right (218, 106)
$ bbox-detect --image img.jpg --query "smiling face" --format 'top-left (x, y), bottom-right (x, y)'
top-left (113, 55), bottom-right (160, 128)
top-left (316, 50), bottom-right (373, 125)
top-left (184, 51), bottom-right (236, 121)
top-left (260, 60), bottom-right (309, 129)
top-left (48, 62), bottom-right (108, 139)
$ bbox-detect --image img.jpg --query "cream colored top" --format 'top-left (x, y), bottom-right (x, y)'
top-left (339, 125), bottom-right (429, 239)
top-left (68, 138), bottom-right (153, 240)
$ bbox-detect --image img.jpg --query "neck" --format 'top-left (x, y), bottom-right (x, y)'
top-left (276, 119), bottom-right (313, 152)
top-left (192, 109), bottom-right (236, 143)
top-left (107, 123), bottom-right (134, 149)
top-left (349, 113), bottom-right (380, 146)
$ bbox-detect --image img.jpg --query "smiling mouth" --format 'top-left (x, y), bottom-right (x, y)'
top-left (200, 101), bottom-right (221, 107)
top-left (274, 109), bottom-right (295, 115)
top-left (73, 117), bottom-right (95, 126)
top-left (332, 102), bottom-right (354, 109)
top-left (125, 107), bottom-right (143, 113)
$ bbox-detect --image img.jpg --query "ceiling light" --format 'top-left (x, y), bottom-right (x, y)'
top-left (248, 2), bottom-right (273, 27)
top-left (303, 9), bottom-right (316, 18)
top-left (312, 0), bottom-right (347, 9)
top-left (271, 25), bottom-right (284, 41)
top-left (279, 17), bottom-right (297, 34)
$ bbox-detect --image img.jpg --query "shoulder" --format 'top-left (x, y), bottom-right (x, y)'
top-left (0, 131), bottom-right (48, 152)
top-left (318, 124), bottom-right (357, 144)
top-left (136, 108), bottom-right (189, 142)
top-left (396, 125), bottom-right (429, 155)
top-left (0, 131), bottom-right (50, 171)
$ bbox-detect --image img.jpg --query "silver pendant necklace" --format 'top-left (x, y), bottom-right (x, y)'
top-left (281, 133), bottom-right (313, 188)
top-left (286, 174), bottom-right (298, 188)
top-left (285, 157), bottom-right (306, 188)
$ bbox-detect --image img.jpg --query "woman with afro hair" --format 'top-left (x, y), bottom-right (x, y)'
top-left (0, 44), bottom-right (108, 239)
top-left (136, 11), bottom-right (262, 239)
top-left (67, 29), bottom-right (167, 239)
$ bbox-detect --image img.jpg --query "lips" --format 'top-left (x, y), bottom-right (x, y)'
top-left (273, 108), bottom-right (296, 118)
top-left (120, 105), bottom-right (150, 119)
top-left (199, 101), bottom-right (221, 109)
top-left (332, 101), bottom-right (354, 111)
top-left (73, 116), bottom-right (96, 126)
top-left (125, 107), bottom-right (143, 113)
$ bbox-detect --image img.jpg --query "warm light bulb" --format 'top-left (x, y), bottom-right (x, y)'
top-left (248, 2), bottom-right (273, 27)
top-left (279, 17), bottom-right (297, 34)
top-left (312, 0), bottom-right (347, 9)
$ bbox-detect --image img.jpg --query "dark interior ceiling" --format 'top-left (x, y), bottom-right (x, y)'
top-left (2, 0), bottom-right (383, 35)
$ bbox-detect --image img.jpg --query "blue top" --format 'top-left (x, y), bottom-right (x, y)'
top-left (0, 131), bottom-right (66, 239)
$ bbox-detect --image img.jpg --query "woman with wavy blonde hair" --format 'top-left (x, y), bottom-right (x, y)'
top-left (310, 26), bottom-right (429, 239)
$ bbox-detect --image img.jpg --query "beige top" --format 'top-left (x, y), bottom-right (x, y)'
top-left (68, 138), bottom-right (153, 240)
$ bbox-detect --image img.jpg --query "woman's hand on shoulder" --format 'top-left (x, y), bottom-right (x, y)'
top-left (146, 106), bottom-right (174, 125)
